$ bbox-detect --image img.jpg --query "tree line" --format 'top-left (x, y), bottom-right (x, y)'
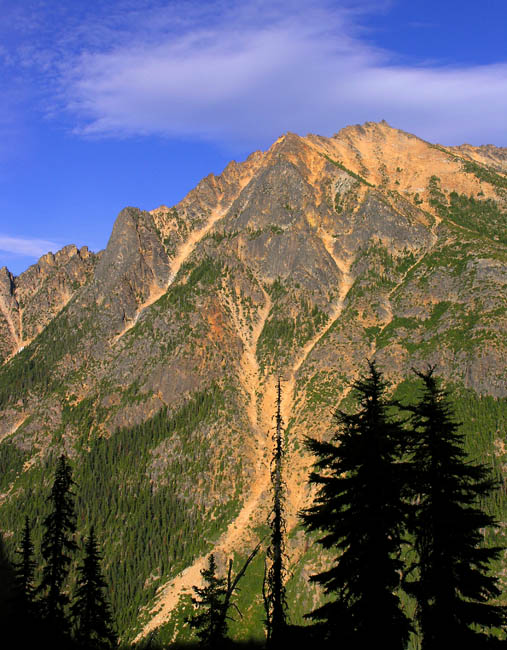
top-left (1, 362), bottom-right (505, 648)
top-left (2, 454), bottom-right (116, 649)
top-left (188, 363), bottom-right (506, 649)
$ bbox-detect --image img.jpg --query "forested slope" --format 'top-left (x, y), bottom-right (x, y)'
top-left (0, 121), bottom-right (505, 643)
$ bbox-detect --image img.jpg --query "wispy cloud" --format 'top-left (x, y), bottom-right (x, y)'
top-left (0, 235), bottom-right (59, 258)
top-left (58, 1), bottom-right (507, 146)
top-left (3, 0), bottom-right (507, 147)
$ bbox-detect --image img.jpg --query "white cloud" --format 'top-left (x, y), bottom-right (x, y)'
top-left (0, 235), bottom-right (59, 258)
top-left (55, 0), bottom-right (507, 147)
top-left (6, 0), bottom-right (507, 147)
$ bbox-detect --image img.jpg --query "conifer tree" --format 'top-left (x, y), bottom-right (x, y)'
top-left (263, 377), bottom-right (288, 645)
top-left (405, 367), bottom-right (506, 648)
top-left (14, 515), bottom-right (36, 613)
top-left (71, 526), bottom-right (116, 649)
top-left (0, 531), bottom-right (18, 636)
top-left (188, 553), bottom-right (228, 648)
top-left (39, 453), bottom-right (77, 641)
top-left (12, 516), bottom-right (46, 646)
top-left (300, 361), bottom-right (411, 649)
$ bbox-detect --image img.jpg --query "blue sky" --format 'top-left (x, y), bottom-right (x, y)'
top-left (1, 0), bottom-right (506, 275)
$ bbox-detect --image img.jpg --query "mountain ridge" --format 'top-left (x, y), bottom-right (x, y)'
top-left (0, 120), bottom-right (505, 644)
top-left (2, 121), bottom-right (505, 364)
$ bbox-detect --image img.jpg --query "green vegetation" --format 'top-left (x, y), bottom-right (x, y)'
top-left (445, 192), bottom-right (506, 244)
top-left (256, 295), bottom-right (329, 372)
top-left (322, 154), bottom-right (375, 187)
top-left (303, 366), bottom-right (506, 648)
top-left (0, 176), bottom-right (505, 646)
top-left (302, 364), bottom-right (409, 648)
top-left (394, 250), bottom-right (417, 275)
top-left (247, 228), bottom-right (264, 240)
top-left (257, 317), bottom-right (295, 364)
top-left (427, 175), bottom-right (445, 205)
top-left (417, 241), bottom-right (471, 277)
top-left (39, 454), bottom-right (78, 642)
top-left (334, 191), bottom-right (343, 213)
top-left (0, 361), bottom-right (505, 647)
top-left (120, 380), bottom-right (151, 407)
top-left (13, 516), bottom-right (36, 611)
top-left (0, 383), bottom-right (243, 640)
top-left (0, 440), bottom-right (28, 491)
top-left (61, 395), bottom-right (110, 434)
top-left (349, 242), bottom-right (406, 295)
top-left (376, 295), bottom-right (502, 356)
top-left (206, 230), bottom-right (240, 245)
top-left (265, 278), bottom-right (288, 301)
top-left (187, 554), bottom-right (228, 647)
top-left (302, 370), bottom-right (348, 411)
top-left (245, 224), bottom-right (284, 240)
top-left (462, 159), bottom-right (507, 190)
top-left (394, 380), bottom-right (507, 527)
top-left (184, 257), bottom-right (224, 287)
top-left (397, 373), bottom-right (507, 648)
top-left (428, 176), bottom-right (507, 244)
top-left (0, 346), bottom-right (52, 409)
top-left (0, 300), bottom-right (104, 409)
top-left (71, 527), bottom-right (117, 649)
top-left (156, 257), bottom-right (225, 314)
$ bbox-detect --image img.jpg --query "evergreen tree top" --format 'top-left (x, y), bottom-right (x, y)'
top-left (188, 553), bottom-right (228, 648)
top-left (404, 366), bottom-right (506, 648)
top-left (406, 366), bottom-right (499, 501)
top-left (300, 361), bottom-right (412, 650)
top-left (72, 525), bottom-right (116, 650)
top-left (41, 454), bottom-right (77, 557)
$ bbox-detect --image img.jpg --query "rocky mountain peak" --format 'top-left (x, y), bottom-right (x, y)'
top-left (0, 122), bottom-right (505, 643)
top-left (0, 242), bottom-right (98, 362)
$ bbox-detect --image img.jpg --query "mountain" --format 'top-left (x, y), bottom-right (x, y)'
top-left (0, 121), bottom-right (505, 644)
top-left (0, 245), bottom-right (97, 363)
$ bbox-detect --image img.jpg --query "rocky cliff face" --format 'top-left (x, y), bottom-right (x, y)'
top-left (450, 143), bottom-right (507, 173)
top-left (0, 121), bottom-right (505, 642)
top-left (0, 245), bottom-right (97, 362)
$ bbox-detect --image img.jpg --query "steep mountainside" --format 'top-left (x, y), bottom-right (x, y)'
top-left (0, 121), bottom-right (505, 644)
top-left (0, 245), bottom-right (97, 363)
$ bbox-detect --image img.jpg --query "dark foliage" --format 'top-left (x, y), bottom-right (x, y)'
top-left (38, 453), bottom-right (78, 641)
top-left (186, 545), bottom-right (261, 648)
top-left (188, 554), bottom-right (228, 648)
top-left (263, 377), bottom-right (288, 645)
top-left (134, 642), bottom-right (265, 650)
top-left (0, 531), bottom-right (17, 629)
top-left (300, 361), bottom-right (412, 649)
top-left (72, 526), bottom-right (117, 649)
top-left (14, 515), bottom-right (37, 614)
top-left (1, 528), bottom-right (45, 647)
top-left (404, 367), bottom-right (507, 648)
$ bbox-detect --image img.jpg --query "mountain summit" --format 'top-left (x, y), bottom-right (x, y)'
top-left (0, 121), bottom-right (505, 642)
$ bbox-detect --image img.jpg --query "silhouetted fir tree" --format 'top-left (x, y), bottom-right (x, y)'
top-left (404, 367), bottom-right (507, 649)
top-left (14, 516), bottom-right (36, 613)
top-left (71, 526), bottom-right (116, 649)
top-left (0, 531), bottom-right (18, 636)
top-left (263, 377), bottom-right (288, 646)
top-left (300, 361), bottom-right (411, 649)
top-left (39, 453), bottom-right (77, 643)
top-left (11, 516), bottom-right (46, 645)
top-left (188, 554), bottom-right (228, 648)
